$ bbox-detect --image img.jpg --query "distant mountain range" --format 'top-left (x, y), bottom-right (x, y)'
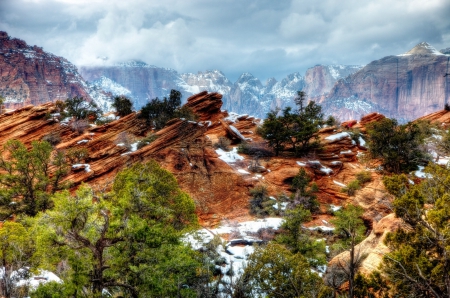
top-left (79, 63), bottom-right (361, 118)
top-left (1, 30), bottom-right (449, 122)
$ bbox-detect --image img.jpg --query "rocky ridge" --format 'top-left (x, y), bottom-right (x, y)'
top-left (0, 32), bottom-right (113, 111)
top-left (0, 91), bottom-right (390, 227)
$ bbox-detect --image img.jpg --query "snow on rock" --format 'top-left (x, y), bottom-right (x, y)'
top-left (297, 161), bottom-right (306, 166)
top-left (237, 169), bottom-right (250, 174)
top-left (224, 112), bottom-right (240, 123)
top-left (358, 136), bottom-right (366, 147)
top-left (330, 204), bottom-right (342, 212)
top-left (72, 163), bottom-right (92, 172)
top-left (324, 132), bottom-right (350, 143)
top-left (130, 142), bottom-right (139, 152)
top-left (340, 150), bottom-right (352, 154)
top-left (214, 218), bottom-right (284, 236)
top-left (14, 269), bottom-right (62, 289)
top-left (76, 139), bottom-right (89, 144)
top-left (215, 147), bottom-right (244, 163)
top-left (320, 167), bottom-right (333, 175)
top-left (414, 166), bottom-right (432, 178)
top-left (306, 226), bottom-right (335, 232)
top-left (333, 180), bottom-right (346, 187)
top-left (229, 125), bottom-right (248, 141)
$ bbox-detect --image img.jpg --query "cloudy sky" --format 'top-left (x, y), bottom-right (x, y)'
top-left (1, 0), bottom-right (449, 82)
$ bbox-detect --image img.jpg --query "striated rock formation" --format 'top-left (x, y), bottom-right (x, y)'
top-left (0, 92), bottom-right (264, 226)
top-left (321, 42), bottom-right (450, 122)
top-left (0, 31), bottom-right (112, 110)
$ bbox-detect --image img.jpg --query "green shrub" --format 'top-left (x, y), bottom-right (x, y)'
top-left (356, 171), bottom-right (372, 184)
top-left (66, 147), bottom-right (89, 164)
top-left (112, 95), bottom-right (133, 117)
top-left (213, 137), bottom-right (231, 151)
top-left (341, 180), bottom-right (360, 196)
top-left (42, 132), bottom-right (61, 146)
top-left (136, 134), bottom-right (159, 150)
top-left (249, 185), bottom-right (276, 217)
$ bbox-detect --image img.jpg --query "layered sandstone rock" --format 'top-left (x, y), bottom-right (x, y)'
top-left (325, 214), bottom-right (404, 285)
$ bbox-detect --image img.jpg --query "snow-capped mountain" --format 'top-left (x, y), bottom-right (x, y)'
top-left (320, 42), bottom-right (450, 122)
top-left (79, 62), bottom-right (361, 118)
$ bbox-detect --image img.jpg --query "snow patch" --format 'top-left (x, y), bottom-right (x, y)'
top-left (215, 147), bottom-right (244, 163)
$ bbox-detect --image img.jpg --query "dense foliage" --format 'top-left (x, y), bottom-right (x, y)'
top-left (140, 89), bottom-right (197, 129)
top-left (366, 118), bottom-right (429, 173)
top-left (112, 95), bottom-right (133, 117)
top-left (0, 140), bottom-right (68, 220)
top-left (64, 96), bottom-right (102, 120)
top-left (259, 91), bottom-right (324, 156)
top-left (31, 161), bottom-right (201, 297)
top-left (382, 164), bottom-right (450, 297)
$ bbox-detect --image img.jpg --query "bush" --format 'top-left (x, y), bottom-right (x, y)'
top-left (136, 134), bottom-right (159, 150)
top-left (249, 185), bottom-right (276, 217)
top-left (139, 89), bottom-right (182, 129)
top-left (70, 119), bottom-right (89, 134)
top-left (237, 142), bottom-right (273, 158)
top-left (341, 180), bottom-right (360, 196)
top-left (174, 105), bottom-right (198, 121)
top-left (112, 96), bottom-right (133, 117)
top-left (42, 132), bottom-right (61, 146)
top-left (366, 118), bottom-right (429, 173)
top-left (355, 171), bottom-right (372, 184)
top-left (213, 137), bottom-right (231, 151)
top-left (65, 96), bottom-right (102, 121)
top-left (66, 147), bottom-right (89, 164)
top-left (326, 115), bottom-right (340, 127)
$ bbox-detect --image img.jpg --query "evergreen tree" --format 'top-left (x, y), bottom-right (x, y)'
top-left (366, 118), bottom-right (429, 173)
top-left (290, 168), bottom-right (319, 213)
top-left (241, 242), bottom-right (325, 298)
top-left (139, 89), bottom-right (185, 129)
top-left (33, 161), bottom-right (201, 298)
top-left (329, 205), bottom-right (367, 298)
top-left (0, 140), bottom-right (69, 219)
top-left (259, 91), bottom-right (324, 156)
top-left (112, 95), bottom-right (133, 117)
top-left (64, 96), bottom-right (102, 120)
top-left (382, 164), bottom-right (450, 297)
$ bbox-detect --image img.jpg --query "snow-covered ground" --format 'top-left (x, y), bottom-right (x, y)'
top-left (215, 147), bottom-right (244, 163)
top-left (184, 218), bottom-right (284, 295)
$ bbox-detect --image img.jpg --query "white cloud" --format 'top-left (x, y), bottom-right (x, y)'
top-left (0, 0), bottom-right (449, 82)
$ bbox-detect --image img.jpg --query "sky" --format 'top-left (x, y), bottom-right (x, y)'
top-left (1, 0), bottom-right (449, 82)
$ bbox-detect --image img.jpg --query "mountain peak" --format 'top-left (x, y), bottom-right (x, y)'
top-left (404, 42), bottom-right (444, 56)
